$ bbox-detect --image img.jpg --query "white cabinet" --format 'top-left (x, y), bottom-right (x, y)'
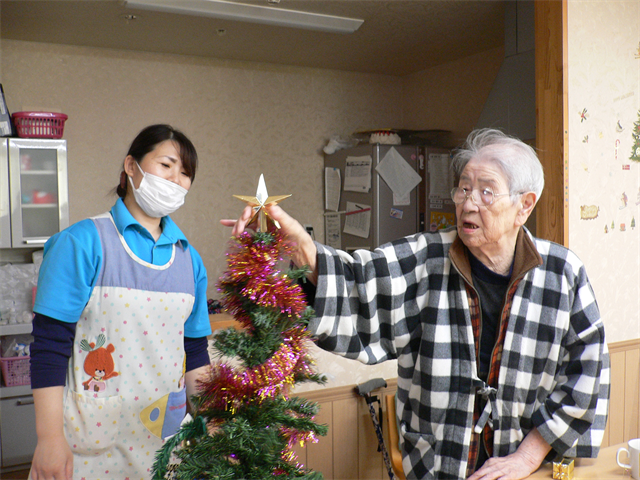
top-left (0, 322), bottom-right (35, 469)
top-left (1, 393), bottom-right (36, 467)
top-left (0, 137), bottom-right (67, 470)
top-left (1, 138), bottom-right (69, 249)
top-left (0, 144), bottom-right (10, 249)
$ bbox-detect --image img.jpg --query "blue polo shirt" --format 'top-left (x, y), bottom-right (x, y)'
top-left (34, 198), bottom-right (211, 338)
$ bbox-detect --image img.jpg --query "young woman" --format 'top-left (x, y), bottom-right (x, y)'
top-left (29, 124), bottom-right (212, 480)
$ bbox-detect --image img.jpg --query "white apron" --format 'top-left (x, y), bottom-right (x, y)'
top-left (61, 213), bottom-right (195, 480)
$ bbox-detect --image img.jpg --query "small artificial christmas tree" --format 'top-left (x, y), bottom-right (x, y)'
top-left (152, 176), bottom-right (327, 479)
top-left (631, 110), bottom-right (640, 162)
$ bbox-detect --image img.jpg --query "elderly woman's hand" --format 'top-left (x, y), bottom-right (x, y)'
top-left (467, 428), bottom-right (551, 480)
top-left (220, 204), bottom-right (318, 283)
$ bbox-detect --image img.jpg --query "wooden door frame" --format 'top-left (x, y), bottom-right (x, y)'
top-left (535, 0), bottom-right (567, 246)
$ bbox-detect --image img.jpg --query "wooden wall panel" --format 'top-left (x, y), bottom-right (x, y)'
top-left (602, 402), bottom-right (611, 449)
top-left (605, 339), bottom-right (640, 448)
top-left (624, 348), bottom-right (640, 441)
top-left (305, 401), bottom-right (334, 479)
top-left (607, 351), bottom-right (626, 446)
top-left (332, 398), bottom-right (360, 479)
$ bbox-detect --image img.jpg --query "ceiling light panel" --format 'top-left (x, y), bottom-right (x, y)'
top-left (125, 0), bottom-right (364, 33)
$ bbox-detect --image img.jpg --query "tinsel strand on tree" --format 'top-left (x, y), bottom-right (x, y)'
top-left (152, 229), bottom-right (327, 480)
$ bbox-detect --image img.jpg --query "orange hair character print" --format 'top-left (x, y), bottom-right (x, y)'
top-left (80, 334), bottom-right (119, 392)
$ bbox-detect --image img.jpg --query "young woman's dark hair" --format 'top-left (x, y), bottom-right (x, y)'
top-left (116, 124), bottom-right (198, 198)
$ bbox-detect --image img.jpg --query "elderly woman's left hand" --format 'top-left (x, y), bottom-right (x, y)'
top-left (467, 454), bottom-right (537, 480)
top-left (467, 428), bottom-right (551, 480)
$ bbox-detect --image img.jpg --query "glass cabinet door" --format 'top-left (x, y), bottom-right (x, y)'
top-left (0, 139), bottom-right (10, 248)
top-left (8, 139), bottom-right (69, 248)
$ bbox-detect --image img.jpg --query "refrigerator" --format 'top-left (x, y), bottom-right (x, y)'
top-left (323, 144), bottom-right (455, 252)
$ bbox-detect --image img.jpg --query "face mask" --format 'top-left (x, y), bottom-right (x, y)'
top-left (129, 162), bottom-right (188, 218)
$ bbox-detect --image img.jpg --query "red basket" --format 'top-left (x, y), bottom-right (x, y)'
top-left (0, 356), bottom-right (31, 387)
top-left (12, 111), bottom-right (68, 139)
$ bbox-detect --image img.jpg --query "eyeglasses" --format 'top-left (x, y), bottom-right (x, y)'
top-left (450, 187), bottom-right (514, 206)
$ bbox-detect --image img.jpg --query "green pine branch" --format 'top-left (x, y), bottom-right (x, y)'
top-left (155, 397), bottom-right (328, 479)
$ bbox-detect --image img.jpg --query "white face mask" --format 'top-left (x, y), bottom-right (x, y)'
top-left (129, 162), bottom-right (188, 218)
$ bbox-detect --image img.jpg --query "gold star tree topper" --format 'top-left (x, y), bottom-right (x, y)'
top-left (233, 174), bottom-right (291, 232)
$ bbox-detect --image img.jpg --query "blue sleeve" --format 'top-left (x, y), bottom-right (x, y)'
top-left (184, 245), bottom-right (212, 338)
top-left (33, 219), bottom-right (102, 323)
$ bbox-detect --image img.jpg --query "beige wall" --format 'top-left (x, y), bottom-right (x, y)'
top-left (0, 38), bottom-right (500, 390)
top-left (2, 39), bottom-right (403, 284)
top-left (567, 0), bottom-right (640, 344)
top-left (1, 39), bottom-right (500, 292)
top-left (401, 46), bottom-right (505, 147)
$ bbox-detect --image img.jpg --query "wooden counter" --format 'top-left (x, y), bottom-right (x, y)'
top-left (528, 443), bottom-right (629, 479)
top-left (209, 313), bottom-right (240, 334)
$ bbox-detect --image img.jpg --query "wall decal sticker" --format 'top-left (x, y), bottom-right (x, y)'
top-left (580, 108), bottom-right (589, 122)
top-left (580, 205), bottom-right (600, 220)
top-left (620, 192), bottom-right (628, 209)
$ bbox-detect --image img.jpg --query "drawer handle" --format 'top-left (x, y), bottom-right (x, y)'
top-left (16, 398), bottom-right (35, 406)
top-left (23, 239), bottom-right (47, 245)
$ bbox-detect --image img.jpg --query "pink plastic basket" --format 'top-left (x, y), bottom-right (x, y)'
top-left (0, 356), bottom-right (31, 387)
top-left (12, 111), bottom-right (68, 139)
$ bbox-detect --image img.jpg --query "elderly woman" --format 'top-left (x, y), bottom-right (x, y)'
top-left (224, 128), bottom-right (609, 480)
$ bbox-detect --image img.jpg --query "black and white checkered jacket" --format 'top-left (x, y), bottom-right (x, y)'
top-left (309, 227), bottom-right (610, 480)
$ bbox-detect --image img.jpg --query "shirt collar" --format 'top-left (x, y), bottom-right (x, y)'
top-left (110, 198), bottom-right (190, 249)
top-left (450, 227), bottom-right (542, 286)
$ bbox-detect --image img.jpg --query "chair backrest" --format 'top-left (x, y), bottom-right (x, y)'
top-left (384, 393), bottom-right (406, 480)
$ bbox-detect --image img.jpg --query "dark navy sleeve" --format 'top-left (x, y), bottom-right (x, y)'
top-left (184, 336), bottom-right (210, 372)
top-left (300, 277), bottom-right (317, 306)
top-left (184, 245), bottom-right (212, 338)
top-left (30, 313), bottom-right (76, 388)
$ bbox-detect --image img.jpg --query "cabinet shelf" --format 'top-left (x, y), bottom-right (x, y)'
top-left (21, 203), bottom-right (58, 209)
top-left (0, 384), bottom-right (31, 399)
top-left (0, 323), bottom-right (32, 336)
top-left (20, 170), bottom-right (57, 176)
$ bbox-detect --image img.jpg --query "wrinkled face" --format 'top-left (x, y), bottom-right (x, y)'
top-left (455, 156), bottom-right (522, 256)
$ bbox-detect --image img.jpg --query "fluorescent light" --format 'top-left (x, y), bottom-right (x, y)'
top-left (125, 0), bottom-right (364, 33)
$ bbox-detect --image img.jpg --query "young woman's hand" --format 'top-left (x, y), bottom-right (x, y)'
top-left (31, 434), bottom-right (73, 480)
top-left (31, 387), bottom-right (74, 480)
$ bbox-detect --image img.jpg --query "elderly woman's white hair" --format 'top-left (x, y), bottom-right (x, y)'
top-left (452, 128), bottom-right (545, 202)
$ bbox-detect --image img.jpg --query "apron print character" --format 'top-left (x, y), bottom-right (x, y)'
top-left (140, 371), bottom-right (187, 439)
top-left (80, 334), bottom-right (119, 392)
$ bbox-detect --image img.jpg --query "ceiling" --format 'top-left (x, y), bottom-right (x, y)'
top-left (0, 0), bottom-right (505, 76)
